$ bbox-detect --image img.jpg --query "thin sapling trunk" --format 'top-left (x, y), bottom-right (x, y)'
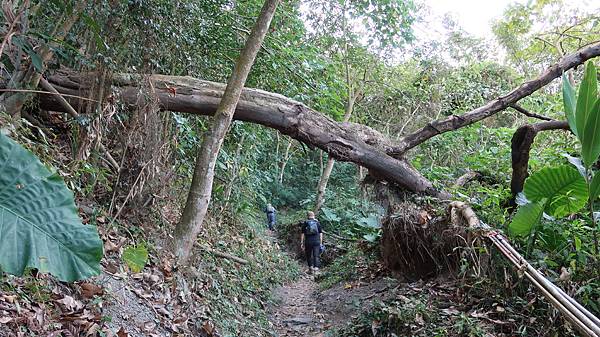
top-left (173, 0), bottom-right (280, 265)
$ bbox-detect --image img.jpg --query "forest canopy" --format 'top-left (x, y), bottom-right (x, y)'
top-left (0, 0), bottom-right (600, 336)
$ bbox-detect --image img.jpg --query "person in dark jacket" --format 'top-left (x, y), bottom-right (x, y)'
top-left (300, 211), bottom-right (323, 274)
top-left (265, 203), bottom-right (276, 230)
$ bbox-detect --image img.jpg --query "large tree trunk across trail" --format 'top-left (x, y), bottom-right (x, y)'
top-left (36, 41), bottom-right (600, 198)
top-left (41, 72), bottom-right (442, 197)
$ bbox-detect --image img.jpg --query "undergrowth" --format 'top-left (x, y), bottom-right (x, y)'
top-left (193, 210), bottom-right (301, 336)
top-left (317, 244), bottom-right (381, 290)
top-left (330, 286), bottom-right (502, 337)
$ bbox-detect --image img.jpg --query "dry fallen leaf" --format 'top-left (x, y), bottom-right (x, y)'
top-left (0, 316), bottom-right (12, 324)
top-left (80, 283), bottom-right (103, 299)
top-left (104, 240), bottom-right (119, 253)
top-left (415, 313), bottom-right (425, 325)
top-left (417, 210), bottom-right (431, 225)
top-left (142, 321), bottom-right (157, 332)
top-left (1, 294), bottom-right (17, 303)
top-left (116, 327), bottom-right (128, 337)
top-left (371, 319), bottom-right (381, 336)
top-left (57, 295), bottom-right (84, 311)
top-left (202, 321), bottom-right (215, 336)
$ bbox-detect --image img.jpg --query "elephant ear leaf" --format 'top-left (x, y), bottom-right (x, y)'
top-left (523, 165), bottom-right (587, 217)
top-left (509, 200), bottom-right (546, 237)
top-left (0, 134), bottom-right (103, 282)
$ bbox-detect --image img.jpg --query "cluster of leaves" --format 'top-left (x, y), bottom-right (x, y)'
top-left (493, 0), bottom-right (600, 76)
top-left (320, 198), bottom-right (384, 243)
top-left (317, 244), bottom-right (380, 290)
top-left (0, 271), bottom-right (108, 335)
top-left (509, 62), bottom-right (599, 247)
top-left (195, 210), bottom-right (300, 336)
top-left (333, 292), bottom-right (491, 337)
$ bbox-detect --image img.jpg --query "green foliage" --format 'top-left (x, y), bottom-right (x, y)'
top-left (582, 98), bottom-right (600, 168)
top-left (563, 74), bottom-right (578, 137)
top-left (0, 133), bottom-right (103, 282)
top-left (509, 200), bottom-right (546, 237)
top-left (317, 246), bottom-right (363, 289)
top-left (122, 245), bottom-right (148, 273)
top-left (318, 188), bottom-right (384, 242)
top-left (575, 62), bottom-right (598, 153)
top-left (493, 1), bottom-right (600, 75)
top-left (199, 211), bottom-right (300, 336)
top-left (523, 165), bottom-right (587, 217)
top-left (510, 62), bottom-right (600, 241)
top-left (589, 173), bottom-right (600, 201)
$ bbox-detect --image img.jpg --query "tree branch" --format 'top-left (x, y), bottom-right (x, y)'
top-left (388, 41), bottom-right (600, 156)
top-left (510, 121), bottom-right (570, 205)
top-left (509, 104), bottom-right (555, 121)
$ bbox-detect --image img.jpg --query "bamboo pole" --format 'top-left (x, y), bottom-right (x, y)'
top-left (449, 202), bottom-right (600, 337)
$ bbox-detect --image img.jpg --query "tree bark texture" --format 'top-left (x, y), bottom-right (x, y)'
top-left (314, 85), bottom-right (359, 213)
top-left (173, 0), bottom-right (280, 264)
top-left (39, 43), bottom-right (600, 200)
top-left (510, 121), bottom-right (570, 204)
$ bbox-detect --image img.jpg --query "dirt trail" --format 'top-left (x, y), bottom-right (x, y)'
top-left (270, 271), bottom-right (329, 337)
top-left (270, 266), bottom-right (399, 337)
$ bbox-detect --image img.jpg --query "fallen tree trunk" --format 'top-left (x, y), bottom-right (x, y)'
top-left (34, 42), bottom-right (600, 198)
top-left (40, 71), bottom-right (444, 197)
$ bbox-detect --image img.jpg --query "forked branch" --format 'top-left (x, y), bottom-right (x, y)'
top-left (388, 42), bottom-right (600, 156)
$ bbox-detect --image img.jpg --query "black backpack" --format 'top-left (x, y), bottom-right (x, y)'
top-left (305, 219), bottom-right (319, 235)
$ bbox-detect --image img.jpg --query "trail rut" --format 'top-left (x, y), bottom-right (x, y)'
top-left (270, 272), bottom-right (328, 337)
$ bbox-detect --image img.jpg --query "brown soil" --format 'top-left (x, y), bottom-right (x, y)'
top-left (270, 270), bottom-right (400, 336)
top-left (270, 271), bottom-right (327, 337)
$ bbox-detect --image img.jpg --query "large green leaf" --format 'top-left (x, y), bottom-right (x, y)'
top-left (562, 73), bottom-right (578, 137)
top-left (590, 173), bottom-right (600, 201)
top-left (122, 245), bottom-right (148, 273)
top-left (509, 200), bottom-right (546, 237)
top-left (575, 61), bottom-right (598, 144)
top-left (523, 165), bottom-right (587, 217)
top-left (581, 99), bottom-right (600, 168)
top-left (0, 134), bottom-right (103, 282)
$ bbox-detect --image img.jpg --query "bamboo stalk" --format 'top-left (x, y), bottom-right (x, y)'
top-left (494, 235), bottom-right (600, 337)
top-left (450, 202), bottom-right (600, 336)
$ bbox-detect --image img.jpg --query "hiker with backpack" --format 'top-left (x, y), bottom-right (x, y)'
top-left (300, 211), bottom-right (323, 274)
top-left (265, 203), bottom-right (276, 230)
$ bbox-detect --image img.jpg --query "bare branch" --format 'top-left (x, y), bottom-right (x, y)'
top-left (388, 41), bottom-right (600, 156)
top-left (510, 104), bottom-right (555, 121)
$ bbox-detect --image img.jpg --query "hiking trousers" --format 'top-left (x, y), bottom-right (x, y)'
top-left (267, 212), bottom-right (276, 230)
top-left (305, 243), bottom-right (321, 268)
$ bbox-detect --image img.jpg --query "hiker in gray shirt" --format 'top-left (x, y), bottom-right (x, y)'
top-left (265, 203), bottom-right (276, 230)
